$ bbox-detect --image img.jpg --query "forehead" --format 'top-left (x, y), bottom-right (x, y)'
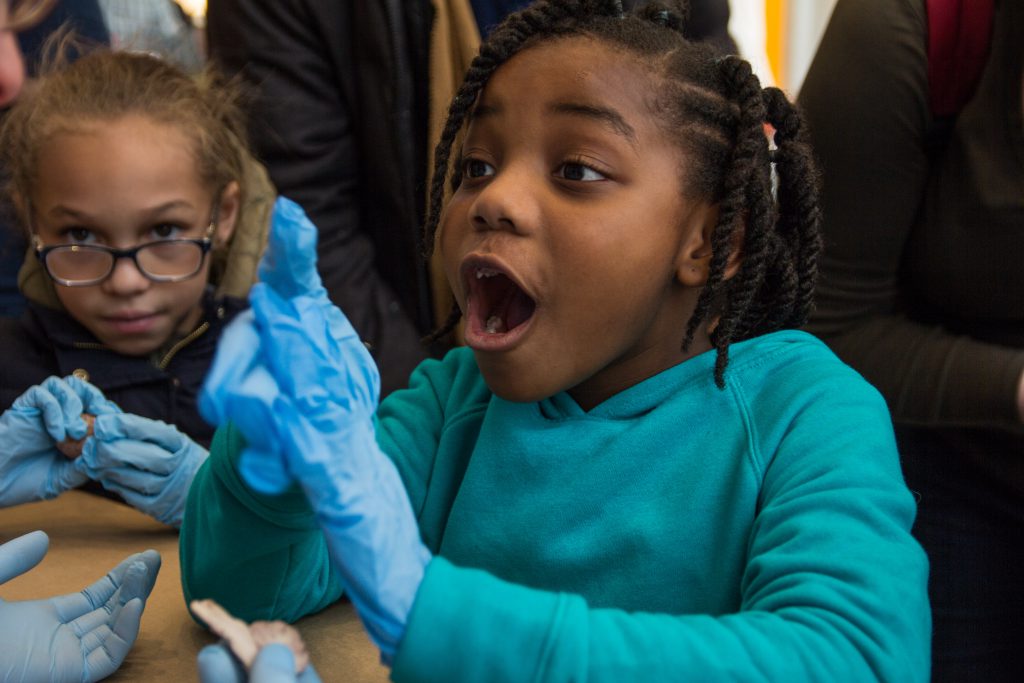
top-left (33, 116), bottom-right (208, 211)
top-left (473, 36), bottom-right (664, 141)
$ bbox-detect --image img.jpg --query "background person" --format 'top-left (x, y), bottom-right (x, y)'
top-left (800, 0), bottom-right (1023, 679)
top-left (0, 47), bottom-right (274, 527)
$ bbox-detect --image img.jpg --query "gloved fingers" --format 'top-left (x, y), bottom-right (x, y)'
top-left (0, 530), bottom-right (49, 584)
top-left (41, 376), bottom-right (95, 440)
top-left (221, 370), bottom-right (289, 459)
top-left (61, 375), bottom-right (122, 417)
top-left (299, 663), bottom-right (323, 683)
top-left (81, 597), bottom-right (144, 683)
top-left (114, 549), bottom-right (161, 604)
top-left (239, 445), bottom-right (293, 496)
top-left (250, 285), bottom-right (342, 393)
top-left (51, 458), bottom-right (91, 495)
top-left (54, 549), bottom-right (161, 620)
top-left (199, 309), bottom-right (265, 428)
top-left (258, 196), bottom-right (325, 299)
top-left (250, 643), bottom-right (301, 683)
top-left (250, 285), bottom-right (375, 415)
top-left (94, 483), bottom-right (180, 526)
top-left (197, 643), bottom-right (247, 683)
top-left (85, 466), bottom-right (167, 498)
top-left (91, 413), bottom-right (186, 453)
top-left (11, 377), bottom-right (83, 442)
top-left (81, 434), bottom-right (182, 477)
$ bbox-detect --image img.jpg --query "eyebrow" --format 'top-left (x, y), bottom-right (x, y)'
top-left (469, 100), bottom-right (638, 145)
top-left (45, 200), bottom-right (196, 222)
top-left (549, 102), bottom-right (637, 144)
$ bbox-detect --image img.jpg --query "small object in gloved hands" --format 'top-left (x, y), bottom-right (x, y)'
top-left (191, 599), bottom-right (310, 673)
top-left (56, 413), bottom-right (95, 459)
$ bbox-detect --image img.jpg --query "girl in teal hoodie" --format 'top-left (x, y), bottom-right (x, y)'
top-left (184, 1), bottom-right (931, 681)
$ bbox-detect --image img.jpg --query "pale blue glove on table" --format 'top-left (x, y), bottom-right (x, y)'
top-left (76, 414), bottom-right (209, 527)
top-left (0, 376), bottom-right (120, 507)
top-left (0, 530), bottom-right (161, 683)
top-left (201, 197), bottom-right (428, 662)
top-left (197, 643), bottom-right (322, 683)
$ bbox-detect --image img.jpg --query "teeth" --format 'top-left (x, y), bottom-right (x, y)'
top-left (485, 316), bottom-right (505, 334)
top-left (475, 267), bottom-right (500, 279)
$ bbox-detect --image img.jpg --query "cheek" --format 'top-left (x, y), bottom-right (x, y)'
top-left (437, 203), bottom-right (469, 298)
top-left (54, 287), bottom-right (95, 320)
top-left (167, 272), bottom-right (211, 311)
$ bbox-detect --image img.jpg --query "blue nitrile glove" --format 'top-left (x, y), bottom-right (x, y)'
top-left (0, 376), bottom-right (121, 507)
top-left (76, 413), bottom-right (209, 527)
top-left (258, 197), bottom-right (379, 403)
top-left (258, 196), bottom-right (326, 299)
top-left (201, 197), bottom-right (423, 659)
top-left (0, 530), bottom-right (161, 683)
top-left (197, 643), bottom-right (322, 683)
top-left (204, 283), bottom-right (429, 662)
top-left (201, 195), bottom-right (378, 494)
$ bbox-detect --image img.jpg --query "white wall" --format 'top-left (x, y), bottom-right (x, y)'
top-left (728, 0), bottom-right (838, 95)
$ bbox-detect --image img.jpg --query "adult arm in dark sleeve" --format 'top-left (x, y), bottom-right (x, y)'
top-left (205, 0), bottom-right (426, 396)
top-left (800, 0), bottom-right (1024, 430)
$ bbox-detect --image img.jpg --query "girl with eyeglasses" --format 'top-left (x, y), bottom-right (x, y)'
top-left (0, 46), bottom-right (275, 528)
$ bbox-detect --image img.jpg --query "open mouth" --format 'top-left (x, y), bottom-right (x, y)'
top-left (466, 265), bottom-right (536, 338)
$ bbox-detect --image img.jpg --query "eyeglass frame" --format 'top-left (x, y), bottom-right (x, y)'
top-left (31, 203), bottom-right (221, 287)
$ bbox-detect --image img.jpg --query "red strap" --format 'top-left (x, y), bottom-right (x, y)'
top-left (927, 0), bottom-right (995, 117)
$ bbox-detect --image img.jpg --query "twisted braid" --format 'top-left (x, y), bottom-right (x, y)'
top-left (683, 56), bottom-right (774, 386)
top-left (762, 87), bottom-right (822, 329)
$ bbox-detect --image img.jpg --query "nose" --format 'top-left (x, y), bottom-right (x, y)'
top-left (101, 255), bottom-right (151, 296)
top-left (0, 30), bottom-right (26, 107)
top-left (469, 163), bottom-right (540, 235)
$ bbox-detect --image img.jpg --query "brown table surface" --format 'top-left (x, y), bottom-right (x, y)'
top-left (0, 490), bottom-right (389, 682)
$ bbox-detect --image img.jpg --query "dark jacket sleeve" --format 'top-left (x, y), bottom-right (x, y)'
top-left (205, 0), bottom-right (429, 396)
top-left (799, 0), bottom-right (1024, 430)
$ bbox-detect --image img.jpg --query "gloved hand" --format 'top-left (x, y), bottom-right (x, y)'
top-left (76, 413), bottom-right (209, 527)
top-left (258, 196), bottom-right (327, 300)
top-left (201, 202), bottom-right (427, 662)
top-left (258, 196), bottom-right (379, 405)
top-left (0, 376), bottom-right (121, 507)
top-left (197, 643), bottom-right (322, 683)
top-left (201, 196), bottom-right (378, 495)
top-left (0, 530), bottom-right (161, 683)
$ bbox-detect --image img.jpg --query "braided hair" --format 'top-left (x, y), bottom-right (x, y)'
top-left (424, 0), bottom-right (822, 388)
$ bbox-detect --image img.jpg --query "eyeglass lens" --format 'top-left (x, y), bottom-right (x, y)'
top-left (46, 241), bottom-right (206, 284)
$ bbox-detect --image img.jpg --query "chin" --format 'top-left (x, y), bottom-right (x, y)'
top-left (101, 337), bottom-right (163, 358)
top-left (477, 362), bottom-right (557, 404)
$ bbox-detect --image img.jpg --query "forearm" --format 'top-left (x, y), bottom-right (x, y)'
top-left (799, 0), bottom-right (1024, 429)
top-left (179, 423), bottom-right (342, 623)
top-left (810, 305), bottom-right (1024, 430)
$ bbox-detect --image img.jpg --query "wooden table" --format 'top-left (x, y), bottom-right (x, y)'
top-left (0, 490), bottom-right (389, 681)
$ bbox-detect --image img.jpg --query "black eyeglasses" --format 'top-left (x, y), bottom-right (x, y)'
top-left (34, 224), bottom-right (216, 287)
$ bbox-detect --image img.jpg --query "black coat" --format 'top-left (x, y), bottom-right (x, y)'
top-left (0, 294), bottom-right (247, 449)
top-left (206, 0), bottom-right (433, 396)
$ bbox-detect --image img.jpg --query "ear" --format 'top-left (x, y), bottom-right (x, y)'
top-left (675, 203), bottom-right (744, 286)
top-left (212, 181), bottom-right (241, 247)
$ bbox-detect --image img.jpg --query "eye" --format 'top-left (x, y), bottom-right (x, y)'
top-left (463, 158), bottom-right (495, 179)
top-left (557, 162), bottom-right (606, 182)
top-left (149, 223), bottom-right (185, 240)
top-left (60, 227), bottom-right (96, 244)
